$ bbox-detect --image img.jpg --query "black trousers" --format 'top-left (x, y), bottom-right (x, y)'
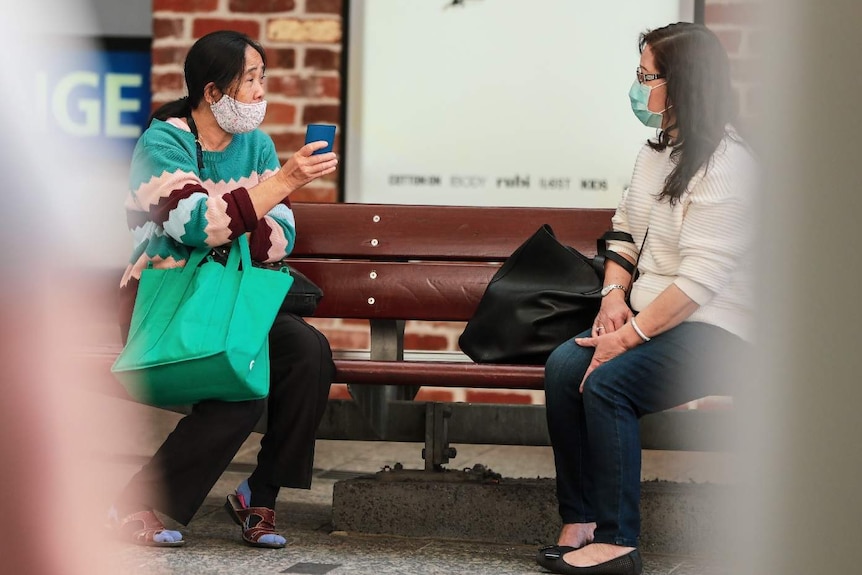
top-left (117, 313), bottom-right (335, 525)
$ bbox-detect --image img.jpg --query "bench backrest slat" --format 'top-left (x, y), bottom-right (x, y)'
top-left (288, 260), bottom-right (498, 321)
top-left (290, 203), bottom-right (615, 260)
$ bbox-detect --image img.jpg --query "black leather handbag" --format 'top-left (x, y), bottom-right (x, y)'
top-left (209, 246), bottom-right (323, 317)
top-left (270, 265), bottom-right (323, 317)
top-left (458, 224), bottom-right (634, 365)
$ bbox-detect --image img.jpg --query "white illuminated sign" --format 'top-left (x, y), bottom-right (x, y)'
top-left (345, 0), bottom-right (695, 208)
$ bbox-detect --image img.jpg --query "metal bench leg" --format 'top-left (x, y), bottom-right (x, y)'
top-left (348, 319), bottom-right (420, 438)
top-left (422, 402), bottom-right (457, 471)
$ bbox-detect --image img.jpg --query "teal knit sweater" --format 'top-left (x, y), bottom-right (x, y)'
top-left (118, 118), bottom-right (296, 335)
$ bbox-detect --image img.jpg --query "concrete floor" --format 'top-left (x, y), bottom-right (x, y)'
top-left (94, 396), bottom-right (735, 575)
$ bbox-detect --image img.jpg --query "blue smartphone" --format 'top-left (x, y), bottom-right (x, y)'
top-left (305, 124), bottom-right (336, 155)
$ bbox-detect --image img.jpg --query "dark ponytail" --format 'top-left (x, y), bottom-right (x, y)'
top-left (149, 96), bottom-right (192, 125)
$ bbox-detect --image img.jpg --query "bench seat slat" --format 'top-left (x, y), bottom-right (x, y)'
top-left (78, 349), bottom-right (544, 392)
top-left (334, 359), bottom-right (544, 389)
top-left (291, 203), bottom-right (615, 260)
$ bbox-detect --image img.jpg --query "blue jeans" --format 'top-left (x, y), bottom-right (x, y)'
top-left (544, 321), bottom-right (746, 547)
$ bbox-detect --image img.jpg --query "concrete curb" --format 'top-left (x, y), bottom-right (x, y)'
top-left (333, 470), bottom-right (734, 556)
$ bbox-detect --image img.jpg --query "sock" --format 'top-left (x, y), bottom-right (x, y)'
top-left (235, 479), bottom-right (285, 546)
top-left (108, 505), bottom-right (183, 543)
top-left (236, 479), bottom-right (253, 509)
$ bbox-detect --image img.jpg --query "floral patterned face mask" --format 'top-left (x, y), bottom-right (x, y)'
top-left (210, 94), bottom-right (267, 134)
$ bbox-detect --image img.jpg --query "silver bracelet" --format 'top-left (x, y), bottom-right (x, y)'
top-left (630, 316), bottom-right (651, 342)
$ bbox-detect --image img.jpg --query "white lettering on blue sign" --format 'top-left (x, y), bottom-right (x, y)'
top-left (39, 70), bottom-right (144, 138)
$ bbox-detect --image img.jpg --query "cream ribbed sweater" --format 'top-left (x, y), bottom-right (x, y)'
top-left (607, 130), bottom-right (758, 341)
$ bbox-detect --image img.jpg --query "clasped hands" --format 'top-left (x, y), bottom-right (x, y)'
top-left (575, 297), bottom-right (634, 393)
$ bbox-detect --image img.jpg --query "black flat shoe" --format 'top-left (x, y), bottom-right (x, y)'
top-left (544, 548), bottom-right (642, 575)
top-left (536, 544), bottom-right (578, 570)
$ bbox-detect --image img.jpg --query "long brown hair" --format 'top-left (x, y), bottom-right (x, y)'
top-left (641, 23), bottom-right (736, 204)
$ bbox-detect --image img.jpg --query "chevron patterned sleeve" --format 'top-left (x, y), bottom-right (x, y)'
top-left (248, 136), bottom-right (297, 262)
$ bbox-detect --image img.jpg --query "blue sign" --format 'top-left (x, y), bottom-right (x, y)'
top-left (38, 38), bottom-right (151, 160)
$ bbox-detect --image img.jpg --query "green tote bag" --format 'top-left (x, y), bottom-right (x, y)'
top-left (111, 235), bottom-right (294, 406)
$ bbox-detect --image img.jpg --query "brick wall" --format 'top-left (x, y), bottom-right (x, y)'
top-left (149, 0), bottom-right (761, 407)
top-left (152, 0), bottom-right (342, 203)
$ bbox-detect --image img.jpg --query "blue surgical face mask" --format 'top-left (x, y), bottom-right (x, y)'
top-left (629, 80), bottom-right (667, 128)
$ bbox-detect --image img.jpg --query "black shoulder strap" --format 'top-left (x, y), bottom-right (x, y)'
top-left (600, 231), bottom-right (634, 243)
top-left (604, 250), bottom-right (636, 276)
top-left (594, 231), bottom-right (636, 276)
top-left (186, 115), bottom-right (205, 171)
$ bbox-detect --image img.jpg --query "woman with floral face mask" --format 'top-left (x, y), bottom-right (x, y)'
top-left (537, 23), bottom-right (757, 575)
top-left (108, 30), bottom-right (337, 549)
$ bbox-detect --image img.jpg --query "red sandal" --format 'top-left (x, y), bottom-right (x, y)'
top-left (224, 494), bottom-right (286, 549)
top-left (107, 509), bottom-right (185, 547)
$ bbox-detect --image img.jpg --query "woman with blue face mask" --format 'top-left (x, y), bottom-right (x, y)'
top-left (537, 22), bottom-right (757, 575)
top-left (108, 30), bottom-right (338, 550)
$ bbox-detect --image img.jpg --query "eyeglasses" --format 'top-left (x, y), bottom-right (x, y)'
top-left (636, 68), bottom-right (665, 84)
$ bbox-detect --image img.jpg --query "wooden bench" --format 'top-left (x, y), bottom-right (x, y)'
top-left (83, 202), bottom-right (733, 471)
